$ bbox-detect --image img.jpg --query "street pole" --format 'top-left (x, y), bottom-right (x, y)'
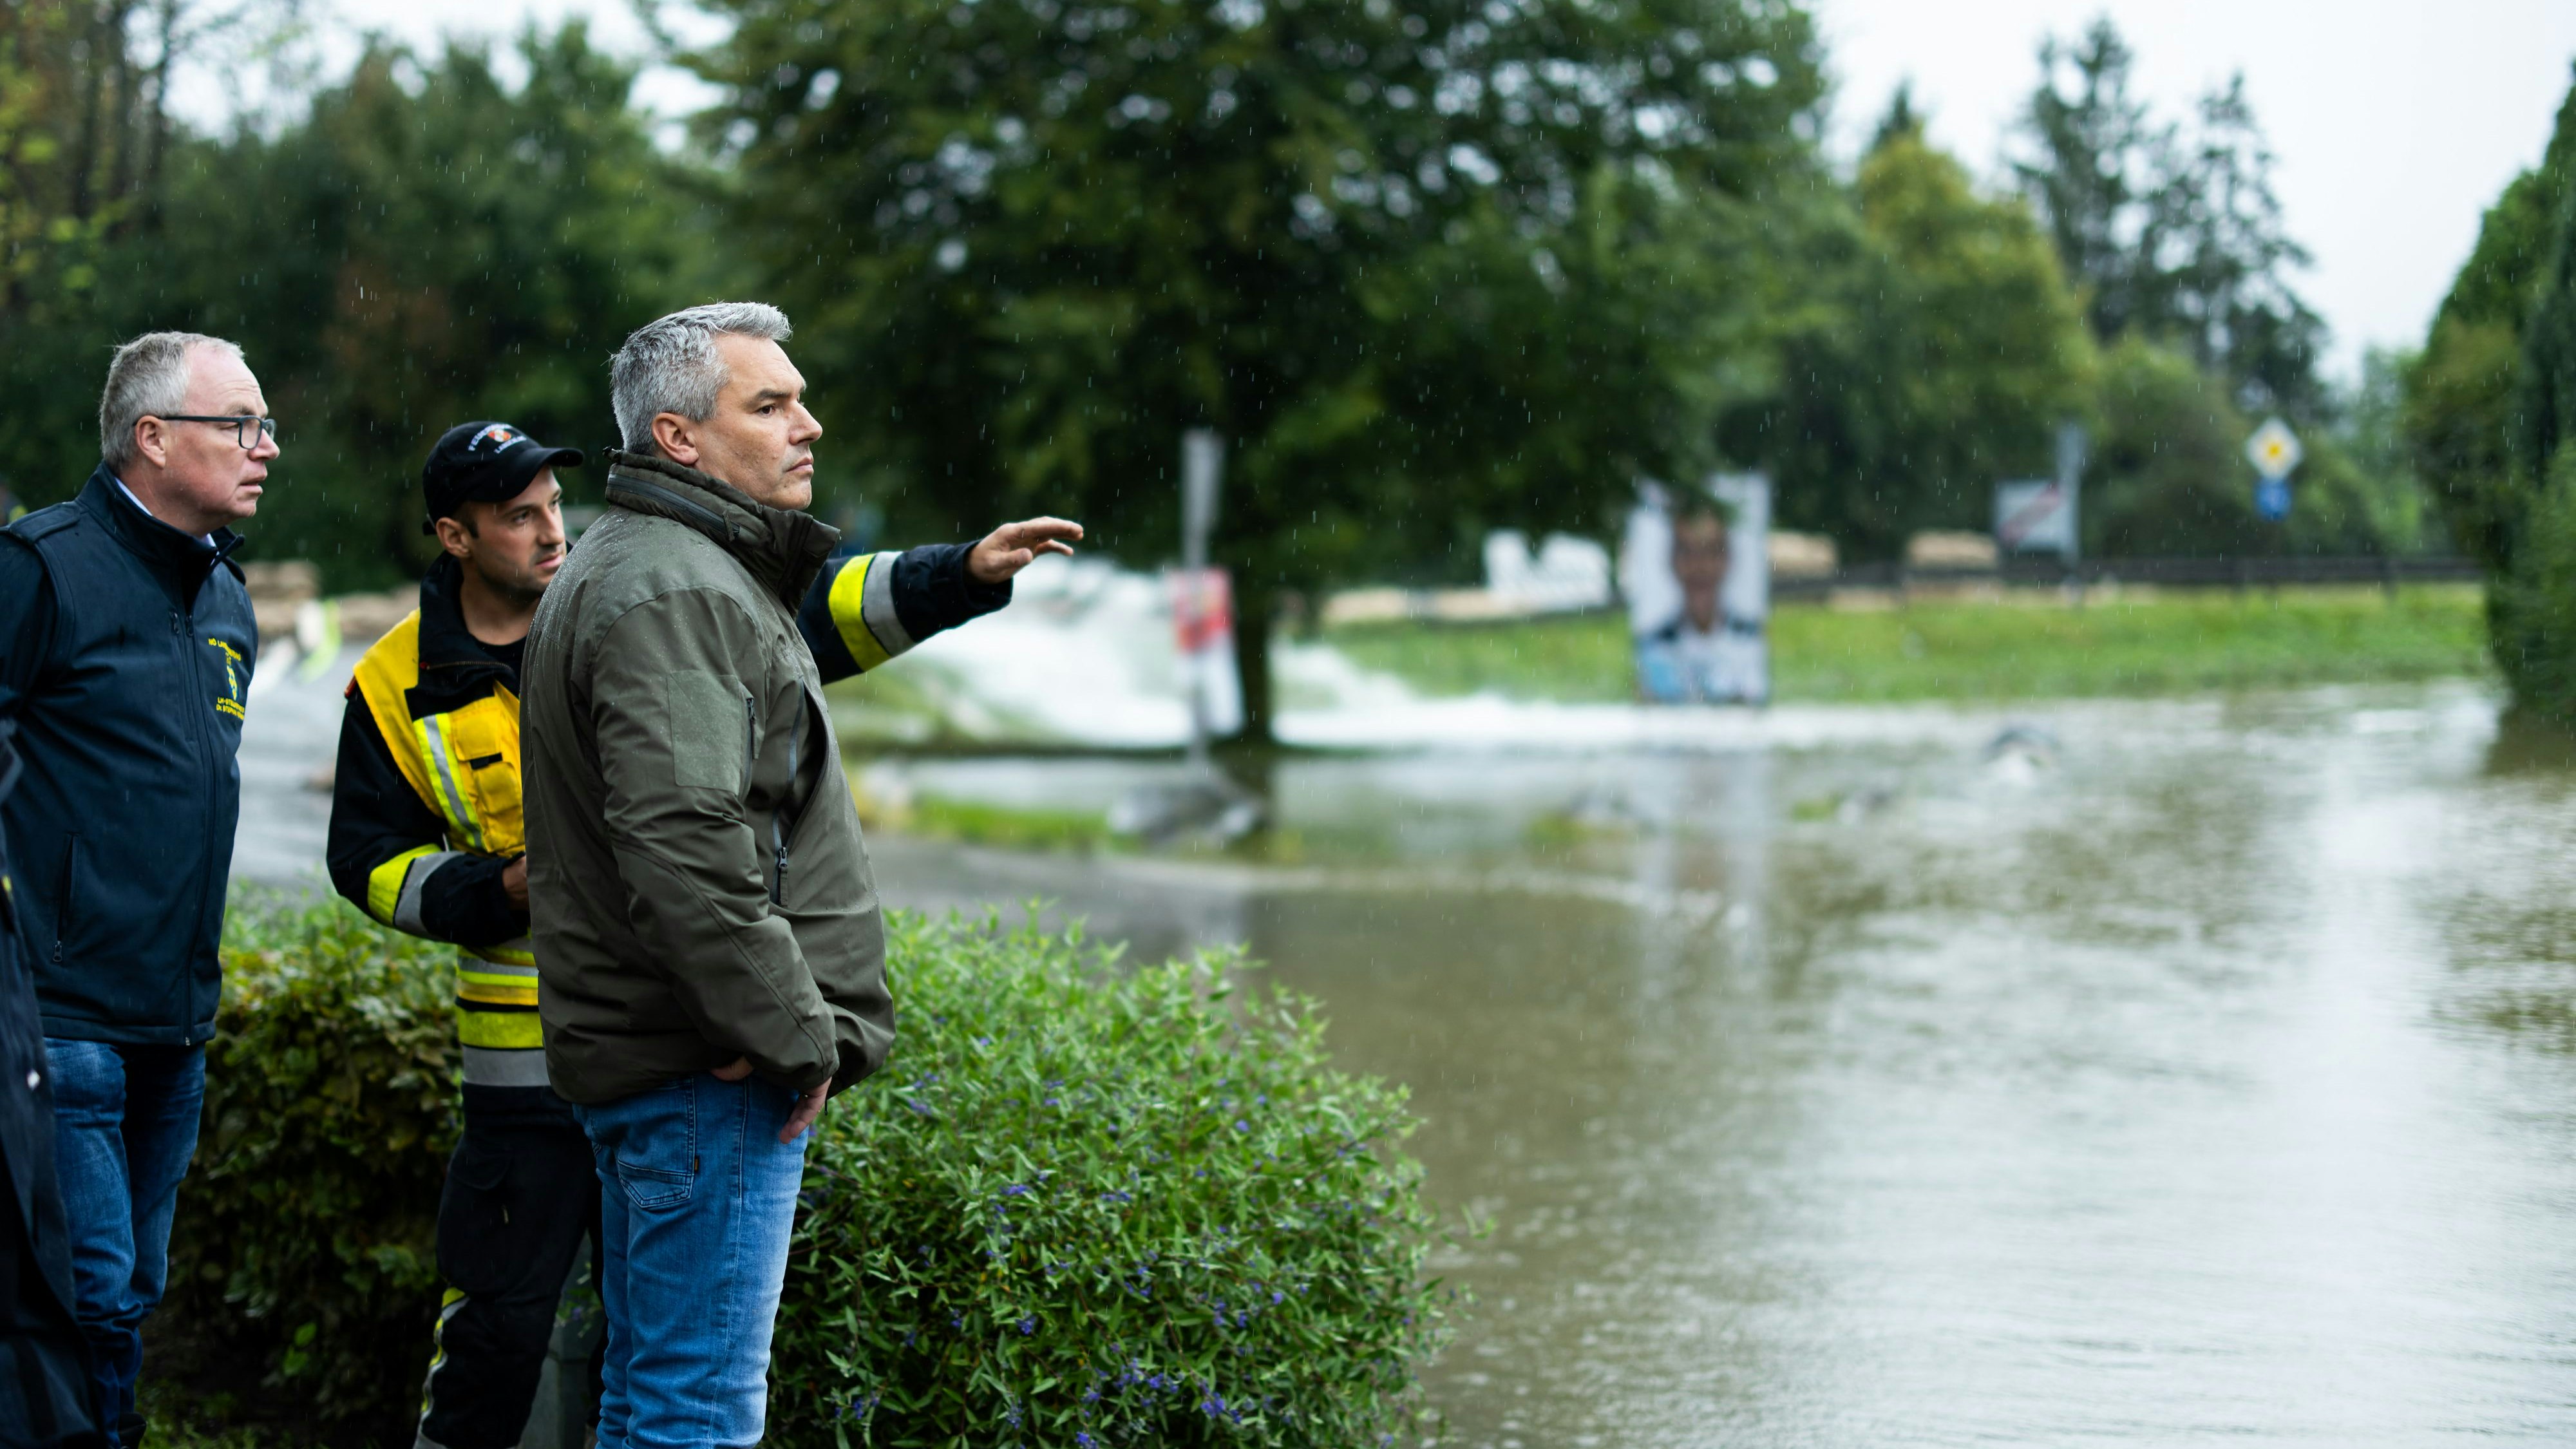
top-left (1180, 428), bottom-right (1224, 768)
top-left (2056, 419), bottom-right (2088, 603)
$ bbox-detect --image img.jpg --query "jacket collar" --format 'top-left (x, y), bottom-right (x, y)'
top-left (601, 450), bottom-right (838, 607)
top-left (406, 553), bottom-right (517, 713)
top-left (79, 464), bottom-right (244, 592)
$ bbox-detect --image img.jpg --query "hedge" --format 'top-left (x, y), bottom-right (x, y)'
top-left (770, 911), bottom-right (1446, 1448)
top-left (169, 894), bottom-right (1449, 1446)
top-left (171, 889), bottom-right (461, 1430)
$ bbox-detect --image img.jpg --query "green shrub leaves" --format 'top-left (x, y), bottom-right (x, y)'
top-left (171, 895), bottom-right (1448, 1444)
top-left (175, 889), bottom-right (463, 1428)
top-left (771, 910), bottom-right (1448, 1447)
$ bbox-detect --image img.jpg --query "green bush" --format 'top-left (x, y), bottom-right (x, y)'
top-left (170, 896), bottom-right (1447, 1446)
top-left (2492, 449), bottom-right (2576, 723)
top-left (172, 890), bottom-right (461, 1431)
top-left (771, 910), bottom-right (1448, 1447)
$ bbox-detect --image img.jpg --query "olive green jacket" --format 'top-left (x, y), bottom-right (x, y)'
top-left (520, 451), bottom-right (891, 1104)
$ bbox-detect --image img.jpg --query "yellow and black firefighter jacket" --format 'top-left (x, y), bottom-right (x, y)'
top-left (326, 542), bottom-right (1008, 1088)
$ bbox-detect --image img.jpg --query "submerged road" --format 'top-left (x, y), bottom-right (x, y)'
top-left (239, 659), bottom-right (2576, 1445)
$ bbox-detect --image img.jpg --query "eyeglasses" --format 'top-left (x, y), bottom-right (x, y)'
top-left (155, 414), bottom-right (278, 450)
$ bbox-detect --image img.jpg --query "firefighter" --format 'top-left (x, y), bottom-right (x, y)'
top-left (327, 419), bottom-right (1017, 1449)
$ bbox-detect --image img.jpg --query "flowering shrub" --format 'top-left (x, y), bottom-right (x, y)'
top-left (166, 897), bottom-right (1448, 1444)
top-left (171, 890), bottom-right (462, 1428)
top-left (768, 911), bottom-right (1449, 1447)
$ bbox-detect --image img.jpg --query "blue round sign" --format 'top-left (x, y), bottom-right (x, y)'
top-left (2254, 475), bottom-right (2292, 522)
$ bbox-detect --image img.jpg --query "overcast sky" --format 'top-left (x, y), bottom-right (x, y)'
top-left (258, 0), bottom-right (2576, 383)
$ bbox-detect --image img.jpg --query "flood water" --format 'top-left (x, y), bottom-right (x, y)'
top-left (856, 681), bottom-right (2576, 1446)
top-left (230, 663), bottom-right (2576, 1443)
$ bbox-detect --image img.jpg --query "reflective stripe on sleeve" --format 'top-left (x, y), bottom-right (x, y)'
top-left (365, 844), bottom-right (440, 927)
top-left (828, 551), bottom-right (914, 673)
top-left (393, 849), bottom-right (466, 936)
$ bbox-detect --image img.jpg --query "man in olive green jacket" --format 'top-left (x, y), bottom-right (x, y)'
top-left (519, 302), bottom-right (1077, 1449)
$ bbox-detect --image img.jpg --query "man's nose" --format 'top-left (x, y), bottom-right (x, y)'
top-left (791, 402), bottom-right (823, 444)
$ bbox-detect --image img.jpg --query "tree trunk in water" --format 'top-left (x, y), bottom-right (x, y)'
top-left (1230, 580), bottom-right (1275, 748)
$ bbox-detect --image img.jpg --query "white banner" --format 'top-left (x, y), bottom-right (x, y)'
top-left (1994, 480), bottom-right (2077, 555)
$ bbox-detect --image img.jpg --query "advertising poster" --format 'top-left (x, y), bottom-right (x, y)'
top-left (1622, 473), bottom-right (1772, 706)
top-left (1168, 565), bottom-right (1245, 737)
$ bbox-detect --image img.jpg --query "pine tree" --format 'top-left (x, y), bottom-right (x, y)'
top-left (2012, 19), bottom-right (2323, 419)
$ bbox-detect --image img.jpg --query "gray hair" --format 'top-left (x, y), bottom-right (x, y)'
top-left (99, 332), bottom-right (244, 469)
top-left (611, 302), bottom-right (794, 453)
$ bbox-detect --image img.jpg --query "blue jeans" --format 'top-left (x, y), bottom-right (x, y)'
top-left (44, 1040), bottom-right (204, 1448)
top-left (576, 1073), bottom-right (808, 1449)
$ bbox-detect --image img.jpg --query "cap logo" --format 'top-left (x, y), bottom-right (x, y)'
top-left (470, 424), bottom-right (524, 453)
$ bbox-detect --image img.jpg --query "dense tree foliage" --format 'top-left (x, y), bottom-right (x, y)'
top-left (2407, 69), bottom-right (2576, 717)
top-left (2085, 335), bottom-right (2404, 558)
top-left (2402, 84), bottom-right (2574, 574)
top-left (1727, 109), bottom-right (2094, 558)
top-left (0, 1), bottom-right (2439, 704)
top-left (687, 0), bottom-right (1823, 737)
top-left (2013, 18), bottom-right (2325, 421)
top-left (0, 21), bottom-right (722, 583)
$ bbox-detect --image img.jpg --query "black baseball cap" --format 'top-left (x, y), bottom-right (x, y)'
top-left (422, 421), bottom-right (584, 533)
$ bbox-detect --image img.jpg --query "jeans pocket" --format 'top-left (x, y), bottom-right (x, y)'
top-left (609, 1078), bottom-right (697, 1213)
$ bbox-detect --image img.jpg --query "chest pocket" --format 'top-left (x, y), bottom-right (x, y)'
top-left (415, 692), bottom-right (525, 857)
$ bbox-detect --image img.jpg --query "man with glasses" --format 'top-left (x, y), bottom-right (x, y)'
top-left (0, 332), bottom-right (273, 1449)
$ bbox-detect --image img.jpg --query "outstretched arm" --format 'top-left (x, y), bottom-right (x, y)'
top-left (796, 517), bottom-right (1083, 685)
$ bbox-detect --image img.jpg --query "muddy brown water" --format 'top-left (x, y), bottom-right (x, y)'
top-left (860, 681), bottom-right (2576, 1447)
top-left (234, 667), bottom-right (2576, 1443)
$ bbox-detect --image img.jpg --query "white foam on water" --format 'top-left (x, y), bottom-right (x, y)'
top-left (898, 556), bottom-right (2065, 755)
top-left (896, 555), bottom-right (1193, 748)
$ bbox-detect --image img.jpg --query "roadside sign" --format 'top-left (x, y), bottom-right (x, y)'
top-left (2246, 417), bottom-right (2302, 480)
top-left (2254, 475), bottom-right (2292, 522)
top-left (1994, 480), bottom-right (2076, 555)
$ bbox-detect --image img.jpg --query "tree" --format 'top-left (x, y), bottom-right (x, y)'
top-left (2403, 64), bottom-right (2576, 718)
top-left (2494, 72), bottom-right (2576, 718)
top-left (2013, 18), bottom-right (2323, 419)
top-left (0, 24), bottom-right (726, 583)
top-left (2331, 347), bottom-right (2429, 556)
top-left (2012, 19), bottom-right (2165, 346)
top-left (1868, 79), bottom-right (1922, 154)
top-left (2085, 334), bottom-right (2389, 558)
top-left (2401, 114), bottom-right (2568, 573)
top-left (2162, 75), bottom-right (2325, 418)
top-left (1725, 113), bottom-right (2094, 558)
top-left (688, 0), bottom-right (1824, 741)
top-left (194, 28), bottom-right (721, 574)
top-left (0, 0), bottom-right (285, 511)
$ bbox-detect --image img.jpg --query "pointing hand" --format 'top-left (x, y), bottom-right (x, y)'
top-left (967, 516), bottom-right (1084, 584)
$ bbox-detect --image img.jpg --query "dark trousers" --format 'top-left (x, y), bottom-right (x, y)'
top-left (417, 1085), bottom-right (601, 1449)
top-left (44, 1041), bottom-right (200, 1449)
top-left (0, 1135), bottom-right (104, 1449)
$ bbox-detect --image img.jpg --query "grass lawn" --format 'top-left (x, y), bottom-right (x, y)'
top-left (1321, 584), bottom-right (2492, 705)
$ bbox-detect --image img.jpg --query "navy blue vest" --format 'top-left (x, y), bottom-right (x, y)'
top-left (2, 469), bottom-right (256, 1045)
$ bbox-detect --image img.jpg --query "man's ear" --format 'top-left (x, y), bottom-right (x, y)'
top-left (433, 514), bottom-right (477, 561)
top-left (650, 413), bottom-right (699, 466)
top-left (131, 417), bottom-right (171, 471)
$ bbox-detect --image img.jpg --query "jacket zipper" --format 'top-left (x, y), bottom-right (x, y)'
top-left (50, 834), bottom-right (77, 965)
top-left (190, 590), bottom-right (223, 1041)
top-left (770, 696), bottom-right (802, 907)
